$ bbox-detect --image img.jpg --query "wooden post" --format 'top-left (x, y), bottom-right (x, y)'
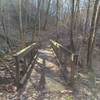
top-left (23, 57), bottom-right (27, 74)
top-left (39, 58), bottom-right (46, 90)
top-left (15, 56), bottom-right (20, 89)
top-left (13, 43), bottom-right (38, 89)
top-left (70, 54), bottom-right (75, 85)
top-left (70, 54), bottom-right (78, 85)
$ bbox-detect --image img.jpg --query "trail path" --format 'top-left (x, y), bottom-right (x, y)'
top-left (16, 47), bottom-right (73, 100)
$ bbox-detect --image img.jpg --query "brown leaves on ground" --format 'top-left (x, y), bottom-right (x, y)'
top-left (0, 84), bottom-right (16, 93)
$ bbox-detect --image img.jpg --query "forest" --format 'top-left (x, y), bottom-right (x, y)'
top-left (0, 0), bottom-right (100, 100)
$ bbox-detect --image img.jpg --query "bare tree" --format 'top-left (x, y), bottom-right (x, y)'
top-left (18, 0), bottom-right (25, 47)
top-left (70, 0), bottom-right (75, 52)
top-left (74, 0), bottom-right (80, 29)
top-left (41, 0), bottom-right (45, 10)
top-left (38, 0), bottom-right (41, 42)
top-left (87, 0), bottom-right (99, 69)
top-left (56, 0), bottom-right (60, 28)
top-left (43, 0), bottom-right (51, 30)
top-left (96, 4), bottom-right (100, 30)
top-left (32, 0), bottom-right (41, 42)
top-left (0, 0), bottom-right (12, 51)
top-left (84, 0), bottom-right (91, 38)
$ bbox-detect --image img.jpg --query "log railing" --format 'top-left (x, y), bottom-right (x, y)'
top-left (50, 40), bottom-right (78, 84)
top-left (13, 43), bottom-right (39, 89)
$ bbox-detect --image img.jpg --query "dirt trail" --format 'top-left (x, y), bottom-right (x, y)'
top-left (0, 47), bottom-right (73, 100)
top-left (1, 45), bottom-right (100, 100)
top-left (15, 47), bottom-right (72, 100)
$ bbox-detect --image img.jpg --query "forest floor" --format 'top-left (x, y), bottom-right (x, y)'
top-left (0, 43), bottom-right (100, 100)
top-left (0, 46), bottom-right (73, 100)
top-left (0, 27), bottom-right (100, 100)
top-left (16, 47), bottom-right (73, 100)
top-left (0, 45), bottom-right (100, 100)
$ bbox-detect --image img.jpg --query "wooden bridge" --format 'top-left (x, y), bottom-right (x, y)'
top-left (13, 40), bottom-right (78, 90)
top-left (13, 43), bottom-right (39, 89)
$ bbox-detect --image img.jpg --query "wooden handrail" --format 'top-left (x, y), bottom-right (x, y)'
top-left (50, 39), bottom-right (78, 84)
top-left (50, 39), bottom-right (78, 61)
top-left (50, 39), bottom-right (73, 54)
top-left (13, 43), bottom-right (37, 58)
top-left (13, 43), bottom-right (39, 89)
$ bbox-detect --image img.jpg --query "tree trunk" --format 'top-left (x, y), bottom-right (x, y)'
top-left (18, 0), bottom-right (25, 47)
top-left (43, 0), bottom-right (51, 30)
top-left (0, 0), bottom-right (11, 51)
top-left (84, 0), bottom-right (90, 38)
top-left (70, 0), bottom-right (75, 52)
top-left (87, 0), bottom-right (99, 70)
top-left (56, 0), bottom-right (59, 28)
top-left (32, 0), bottom-right (41, 42)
